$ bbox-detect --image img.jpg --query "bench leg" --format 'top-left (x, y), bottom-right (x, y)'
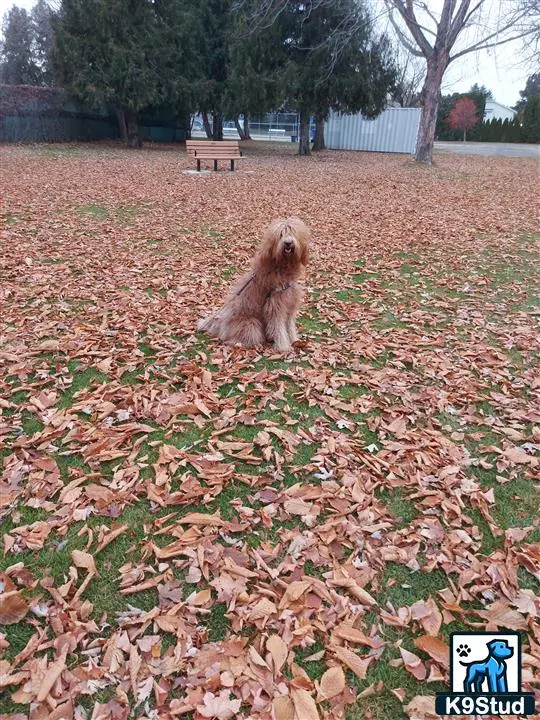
top-left (214, 159), bottom-right (218, 172)
top-left (197, 159), bottom-right (200, 172)
top-left (230, 159), bottom-right (234, 171)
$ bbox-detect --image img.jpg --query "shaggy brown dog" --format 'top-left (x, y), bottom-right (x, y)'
top-left (198, 218), bottom-right (310, 351)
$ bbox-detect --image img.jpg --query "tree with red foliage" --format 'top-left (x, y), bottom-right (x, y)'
top-left (448, 97), bottom-right (478, 141)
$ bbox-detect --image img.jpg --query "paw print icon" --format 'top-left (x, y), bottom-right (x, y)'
top-left (457, 644), bottom-right (471, 658)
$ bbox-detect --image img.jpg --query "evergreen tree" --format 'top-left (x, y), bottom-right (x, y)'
top-left (152, 0), bottom-right (206, 129)
top-left (192, 0), bottom-right (232, 140)
top-left (53, 0), bottom-right (161, 146)
top-left (522, 93), bottom-right (540, 142)
top-left (515, 72), bottom-right (540, 112)
top-left (31, 0), bottom-right (54, 86)
top-left (224, 3), bottom-right (286, 140)
top-left (268, 0), bottom-right (396, 155)
top-left (1, 6), bottom-right (40, 85)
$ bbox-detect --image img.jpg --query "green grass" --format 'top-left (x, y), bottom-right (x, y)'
top-left (78, 202), bottom-right (108, 219)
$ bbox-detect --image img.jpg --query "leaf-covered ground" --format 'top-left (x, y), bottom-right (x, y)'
top-left (0, 142), bottom-right (538, 720)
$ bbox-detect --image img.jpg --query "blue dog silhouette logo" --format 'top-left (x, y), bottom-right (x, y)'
top-left (435, 631), bottom-right (535, 716)
top-left (459, 638), bottom-right (513, 693)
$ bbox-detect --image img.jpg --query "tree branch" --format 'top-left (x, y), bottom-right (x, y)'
top-left (384, 2), bottom-right (425, 56)
top-left (387, 0), bottom-right (433, 56)
top-left (449, 13), bottom-right (533, 60)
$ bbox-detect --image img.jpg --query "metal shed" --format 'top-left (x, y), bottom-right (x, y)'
top-left (325, 107), bottom-right (421, 154)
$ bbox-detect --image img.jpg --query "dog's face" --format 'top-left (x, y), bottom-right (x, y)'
top-left (487, 640), bottom-right (513, 660)
top-left (259, 217), bottom-right (310, 268)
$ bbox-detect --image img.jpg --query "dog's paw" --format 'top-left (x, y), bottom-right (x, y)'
top-left (457, 644), bottom-right (471, 658)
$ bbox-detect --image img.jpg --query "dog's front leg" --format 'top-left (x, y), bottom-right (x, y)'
top-left (268, 320), bottom-right (292, 351)
top-left (287, 316), bottom-right (298, 344)
top-left (264, 298), bottom-right (292, 351)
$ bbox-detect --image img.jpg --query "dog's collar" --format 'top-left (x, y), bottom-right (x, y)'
top-left (236, 273), bottom-right (296, 298)
top-left (269, 281), bottom-right (294, 294)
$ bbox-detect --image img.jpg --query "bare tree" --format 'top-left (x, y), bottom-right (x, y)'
top-left (393, 46), bottom-right (425, 106)
top-left (517, 0), bottom-right (540, 63)
top-left (384, 0), bottom-right (533, 163)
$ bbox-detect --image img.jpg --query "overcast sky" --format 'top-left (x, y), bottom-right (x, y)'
top-left (0, 0), bottom-right (532, 108)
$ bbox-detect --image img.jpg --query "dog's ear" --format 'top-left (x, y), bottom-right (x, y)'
top-left (289, 218), bottom-right (310, 267)
top-left (258, 220), bottom-right (281, 266)
top-left (299, 239), bottom-right (309, 267)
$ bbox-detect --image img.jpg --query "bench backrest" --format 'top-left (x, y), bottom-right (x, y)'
top-left (186, 140), bottom-right (240, 156)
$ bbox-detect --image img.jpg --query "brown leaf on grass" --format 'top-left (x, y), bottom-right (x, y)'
top-left (387, 416), bottom-right (407, 438)
top-left (197, 690), bottom-right (242, 719)
top-left (503, 446), bottom-right (535, 464)
top-left (178, 511), bottom-right (225, 527)
top-left (328, 568), bottom-right (377, 606)
top-left (36, 650), bottom-right (67, 701)
top-left (332, 646), bottom-right (373, 680)
top-left (332, 622), bottom-right (384, 648)
top-left (278, 580), bottom-right (311, 609)
top-left (476, 601), bottom-right (528, 630)
top-left (272, 696), bottom-right (295, 720)
top-left (266, 634), bottom-right (288, 672)
top-left (414, 635), bottom-right (449, 668)
top-left (399, 647), bottom-right (427, 680)
top-left (317, 666), bottom-right (345, 701)
top-left (95, 524), bottom-right (128, 553)
top-left (290, 687), bottom-right (320, 720)
top-left (405, 695), bottom-right (438, 720)
top-left (410, 598), bottom-right (442, 636)
top-left (129, 643), bottom-right (141, 698)
top-left (71, 549), bottom-right (96, 574)
top-left (0, 592), bottom-right (29, 625)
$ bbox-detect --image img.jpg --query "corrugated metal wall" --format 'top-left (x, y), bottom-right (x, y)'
top-left (325, 108), bottom-right (421, 154)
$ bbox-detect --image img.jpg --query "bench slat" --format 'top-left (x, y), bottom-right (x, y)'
top-left (196, 154), bottom-right (243, 159)
top-left (186, 139), bottom-right (243, 171)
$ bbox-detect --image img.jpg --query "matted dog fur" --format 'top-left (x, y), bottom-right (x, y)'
top-left (198, 218), bottom-right (310, 351)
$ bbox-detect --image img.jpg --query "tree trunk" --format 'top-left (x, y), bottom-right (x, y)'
top-left (234, 116), bottom-right (247, 141)
top-left (312, 114), bottom-right (326, 151)
top-left (415, 56), bottom-right (447, 164)
top-left (463, 129), bottom-right (466, 142)
top-left (243, 113), bottom-right (252, 140)
top-left (212, 111), bottom-right (223, 141)
top-left (202, 110), bottom-right (212, 139)
top-left (116, 108), bottom-right (128, 143)
top-left (298, 110), bottom-right (311, 156)
top-left (186, 114), bottom-right (192, 140)
top-left (125, 110), bottom-right (142, 148)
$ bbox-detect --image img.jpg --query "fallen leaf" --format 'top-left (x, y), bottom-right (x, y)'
top-left (266, 634), bottom-right (288, 672)
top-left (197, 690), bottom-right (242, 719)
top-left (317, 665), bottom-right (345, 701)
top-left (71, 549), bottom-right (97, 574)
top-left (400, 647), bottom-right (427, 680)
top-left (414, 635), bottom-right (449, 668)
top-left (332, 646), bottom-right (373, 680)
top-left (0, 592), bottom-right (29, 625)
top-left (290, 687), bottom-right (320, 720)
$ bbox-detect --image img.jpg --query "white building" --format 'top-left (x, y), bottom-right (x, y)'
top-left (484, 100), bottom-right (517, 121)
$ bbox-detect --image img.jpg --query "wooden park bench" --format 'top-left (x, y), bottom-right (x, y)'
top-left (186, 140), bottom-right (243, 172)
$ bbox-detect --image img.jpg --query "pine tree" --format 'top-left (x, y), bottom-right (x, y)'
top-left (267, 0), bottom-right (396, 155)
top-left (53, 0), bottom-right (162, 147)
top-left (224, 3), bottom-right (286, 140)
top-left (31, 0), bottom-right (54, 85)
top-left (522, 93), bottom-right (540, 143)
top-left (1, 6), bottom-right (40, 85)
